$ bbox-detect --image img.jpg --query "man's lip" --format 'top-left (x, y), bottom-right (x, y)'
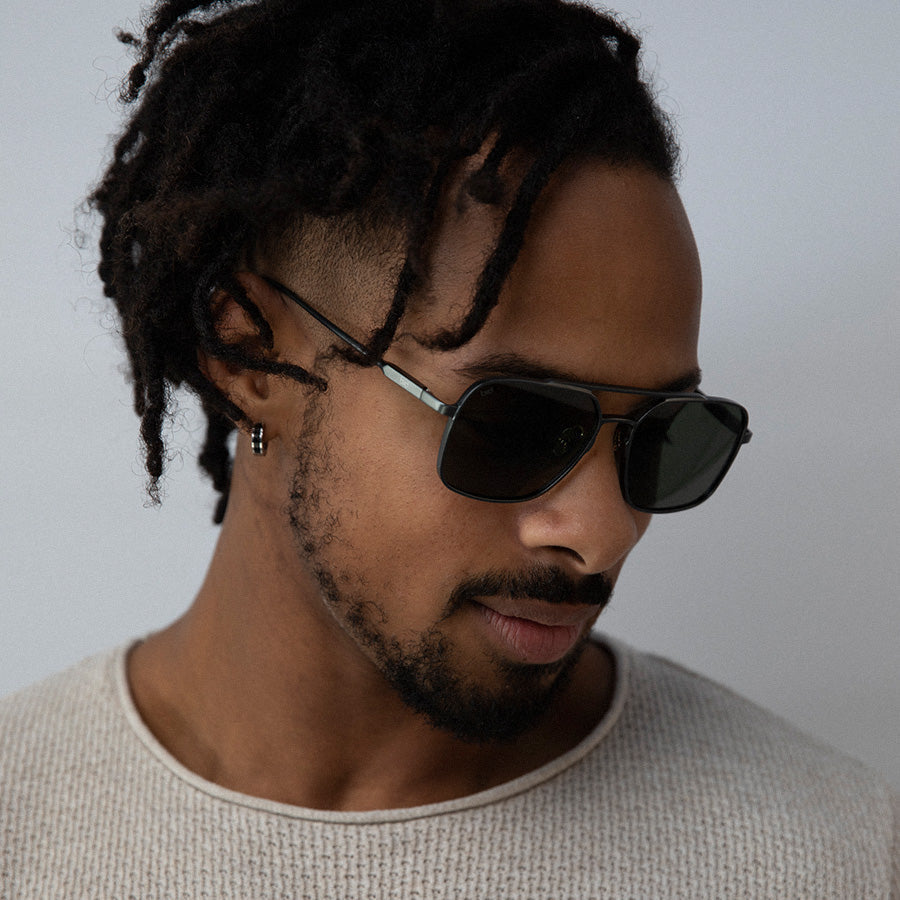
top-left (472, 598), bottom-right (599, 629)
top-left (473, 601), bottom-right (594, 664)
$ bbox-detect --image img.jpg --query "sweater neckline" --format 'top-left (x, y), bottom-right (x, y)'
top-left (112, 635), bottom-right (630, 824)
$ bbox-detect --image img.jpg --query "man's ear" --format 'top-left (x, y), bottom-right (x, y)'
top-left (198, 272), bottom-right (322, 436)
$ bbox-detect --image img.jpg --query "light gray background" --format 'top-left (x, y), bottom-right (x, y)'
top-left (2, 1), bottom-right (897, 787)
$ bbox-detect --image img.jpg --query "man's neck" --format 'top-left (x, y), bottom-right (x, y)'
top-left (126, 496), bottom-right (615, 811)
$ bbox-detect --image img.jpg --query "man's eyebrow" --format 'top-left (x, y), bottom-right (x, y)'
top-left (454, 353), bottom-right (703, 393)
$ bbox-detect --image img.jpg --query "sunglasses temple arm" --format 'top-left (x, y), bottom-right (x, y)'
top-left (262, 275), bottom-right (372, 357)
top-left (262, 276), bottom-right (454, 418)
top-left (380, 362), bottom-right (454, 416)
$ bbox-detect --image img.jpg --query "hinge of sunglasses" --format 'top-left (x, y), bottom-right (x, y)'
top-left (379, 362), bottom-right (454, 416)
top-left (742, 430), bottom-right (753, 444)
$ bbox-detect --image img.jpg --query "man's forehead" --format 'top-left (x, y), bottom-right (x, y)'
top-left (270, 161), bottom-right (700, 395)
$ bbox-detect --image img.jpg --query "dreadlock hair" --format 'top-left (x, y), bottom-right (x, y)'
top-left (90, 0), bottom-right (678, 523)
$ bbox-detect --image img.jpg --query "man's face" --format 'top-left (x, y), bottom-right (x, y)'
top-left (275, 162), bottom-right (701, 742)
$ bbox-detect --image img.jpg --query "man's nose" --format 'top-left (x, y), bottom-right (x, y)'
top-left (514, 433), bottom-right (649, 576)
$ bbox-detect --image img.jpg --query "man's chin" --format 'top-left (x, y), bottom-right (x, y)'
top-left (379, 629), bottom-right (590, 745)
top-left (311, 559), bottom-right (594, 743)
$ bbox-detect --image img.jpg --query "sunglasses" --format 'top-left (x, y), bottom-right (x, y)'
top-left (262, 276), bottom-right (751, 512)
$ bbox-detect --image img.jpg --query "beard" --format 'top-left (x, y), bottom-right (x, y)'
top-left (311, 564), bottom-right (612, 744)
top-left (286, 394), bottom-right (614, 744)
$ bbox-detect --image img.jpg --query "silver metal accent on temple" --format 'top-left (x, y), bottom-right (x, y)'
top-left (380, 363), bottom-right (453, 416)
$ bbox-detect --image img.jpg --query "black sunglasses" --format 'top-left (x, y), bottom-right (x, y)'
top-left (262, 276), bottom-right (751, 512)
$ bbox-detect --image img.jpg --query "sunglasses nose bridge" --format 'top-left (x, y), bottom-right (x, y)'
top-left (549, 409), bottom-right (630, 489)
top-left (540, 390), bottom-right (634, 496)
top-left (592, 413), bottom-right (634, 450)
top-left (606, 417), bottom-right (643, 511)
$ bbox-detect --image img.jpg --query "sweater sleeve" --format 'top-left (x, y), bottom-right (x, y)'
top-left (892, 790), bottom-right (899, 900)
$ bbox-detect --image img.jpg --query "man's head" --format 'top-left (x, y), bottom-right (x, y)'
top-left (92, 0), bottom-right (742, 743)
top-left (261, 160), bottom-right (704, 742)
top-left (90, 0), bottom-right (678, 518)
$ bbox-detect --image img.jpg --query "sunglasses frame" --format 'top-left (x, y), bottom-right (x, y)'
top-left (261, 276), bottom-right (751, 511)
top-left (434, 377), bottom-right (750, 510)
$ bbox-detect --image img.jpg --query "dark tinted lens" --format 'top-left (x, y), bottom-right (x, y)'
top-left (625, 398), bottom-right (747, 511)
top-left (439, 381), bottom-right (597, 500)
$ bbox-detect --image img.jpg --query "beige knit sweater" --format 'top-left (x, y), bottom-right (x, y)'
top-left (1, 639), bottom-right (897, 899)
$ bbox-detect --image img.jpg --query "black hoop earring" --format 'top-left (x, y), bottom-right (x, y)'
top-left (250, 423), bottom-right (267, 456)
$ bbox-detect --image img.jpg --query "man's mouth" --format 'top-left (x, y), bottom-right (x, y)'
top-left (473, 600), bottom-right (596, 665)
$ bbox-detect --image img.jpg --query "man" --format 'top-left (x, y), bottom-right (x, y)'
top-left (1, 0), bottom-right (896, 896)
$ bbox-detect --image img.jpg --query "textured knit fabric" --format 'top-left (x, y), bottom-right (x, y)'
top-left (1, 639), bottom-right (896, 899)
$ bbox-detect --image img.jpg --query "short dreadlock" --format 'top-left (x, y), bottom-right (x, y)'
top-left (90, 0), bottom-right (678, 523)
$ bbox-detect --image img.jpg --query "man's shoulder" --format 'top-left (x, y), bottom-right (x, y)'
top-left (574, 641), bottom-right (897, 894)
top-left (0, 647), bottom-right (125, 784)
top-left (615, 642), bottom-right (889, 794)
top-left (0, 646), bottom-right (168, 899)
top-left (0, 646), bottom-right (118, 715)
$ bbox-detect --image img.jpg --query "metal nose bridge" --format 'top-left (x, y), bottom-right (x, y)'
top-left (574, 410), bottom-right (638, 470)
top-left (597, 414), bottom-right (637, 457)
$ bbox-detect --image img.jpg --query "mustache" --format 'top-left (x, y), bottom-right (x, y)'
top-left (445, 565), bottom-right (614, 616)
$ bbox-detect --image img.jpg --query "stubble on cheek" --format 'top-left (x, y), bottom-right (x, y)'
top-left (285, 391), bottom-right (344, 556)
top-left (282, 391), bottom-right (601, 743)
top-left (294, 546), bottom-right (596, 744)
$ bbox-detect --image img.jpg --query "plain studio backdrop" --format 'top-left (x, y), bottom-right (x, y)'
top-left (1, 1), bottom-right (897, 788)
